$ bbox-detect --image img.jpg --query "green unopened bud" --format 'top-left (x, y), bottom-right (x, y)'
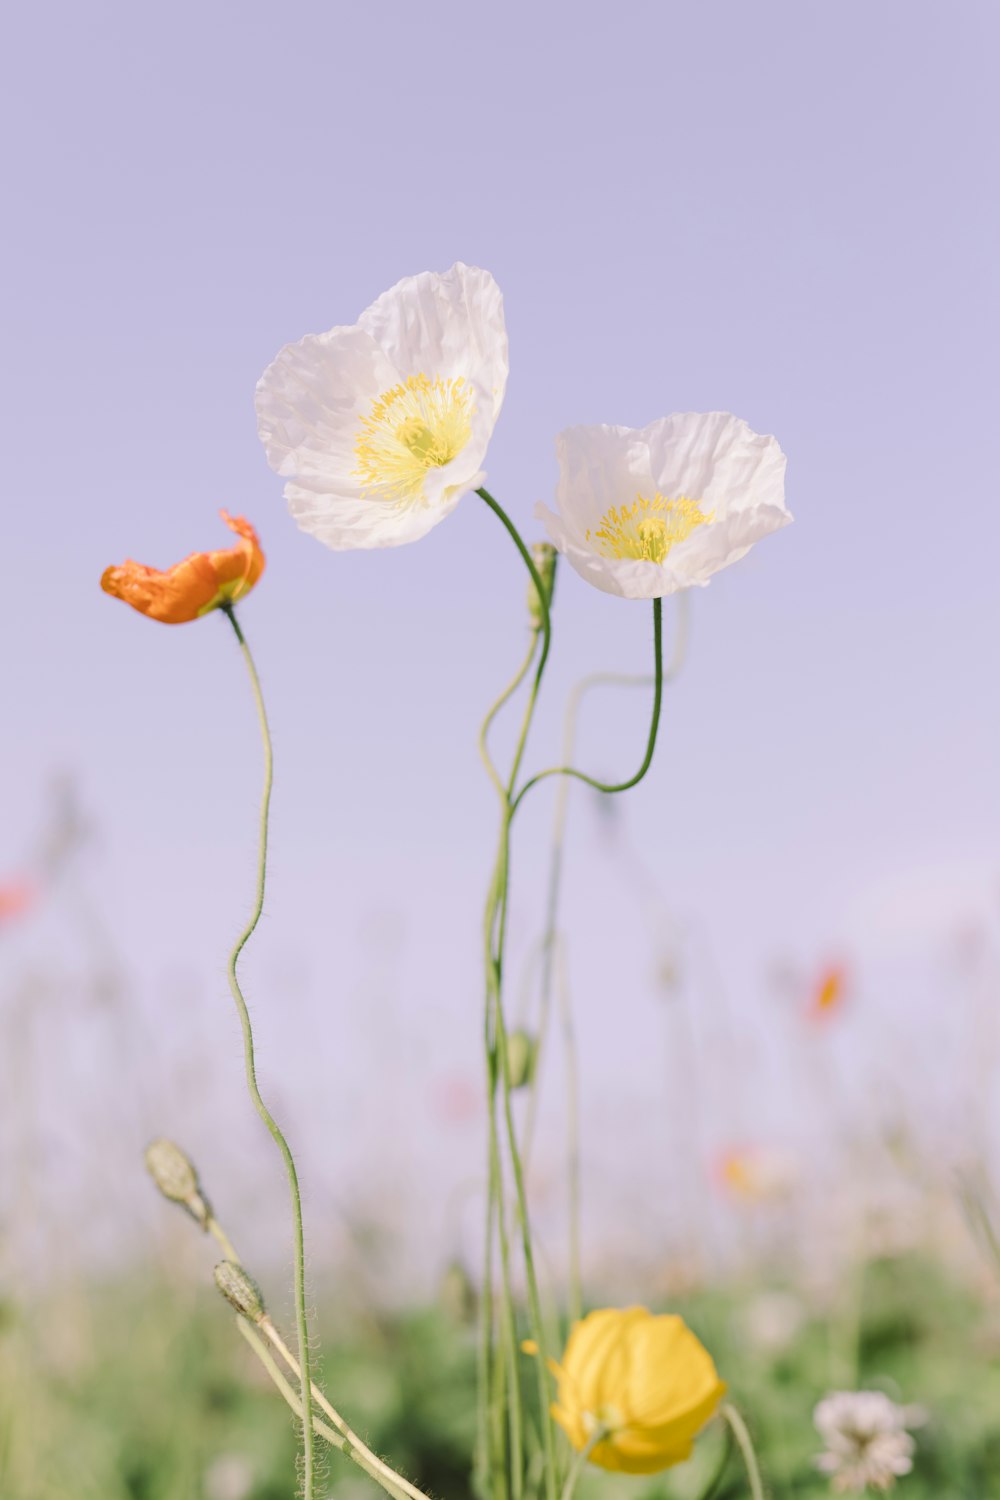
top-left (527, 543), bottom-right (557, 629)
top-left (145, 1138), bottom-right (211, 1229)
top-left (214, 1261), bottom-right (266, 1322)
top-left (506, 1028), bottom-right (538, 1090)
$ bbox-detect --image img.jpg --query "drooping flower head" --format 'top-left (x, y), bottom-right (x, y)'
top-left (101, 512), bottom-right (264, 624)
top-left (538, 413), bottom-right (790, 598)
top-left (814, 1391), bottom-right (924, 1492)
top-left (255, 264), bottom-right (508, 550)
top-left (531, 1306), bottom-right (725, 1474)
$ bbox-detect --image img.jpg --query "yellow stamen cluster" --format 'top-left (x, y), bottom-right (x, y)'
top-left (354, 374), bottom-right (475, 503)
top-left (586, 493), bottom-right (713, 564)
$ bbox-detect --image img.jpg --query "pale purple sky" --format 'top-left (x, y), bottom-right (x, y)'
top-left (3, 3), bottom-right (1000, 1277)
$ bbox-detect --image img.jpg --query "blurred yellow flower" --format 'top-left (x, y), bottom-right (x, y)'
top-left (529, 1306), bottom-right (725, 1474)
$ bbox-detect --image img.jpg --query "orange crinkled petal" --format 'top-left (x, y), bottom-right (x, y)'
top-left (100, 512), bottom-right (265, 624)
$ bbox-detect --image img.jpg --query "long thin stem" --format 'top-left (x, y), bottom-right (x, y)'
top-left (220, 603), bottom-right (316, 1499)
top-left (695, 1420), bottom-right (734, 1500)
top-left (480, 633), bottom-right (540, 800)
top-left (206, 1214), bottom-right (241, 1264)
top-left (477, 489), bottom-right (560, 1500)
top-left (262, 1318), bottom-right (433, 1500)
top-left (559, 1426), bottom-right (609, 1500)
top-left (722, 1405), bottom-right (766, 1500)
top-left (555, 943), bottom-right (581, 1328)
top-left (511, 597), bottom-right (663, 816)
top-left (237, 1317), bottom-right (347, 1452)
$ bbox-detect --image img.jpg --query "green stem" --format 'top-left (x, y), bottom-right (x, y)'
top-left (237, 1317), bottom-right (347, 1453)
top-left (722, 1405), bottom-right (765, 1500)
top-left (559, 1426), bottom-right (609, 1500)
top-left (511, 597), bottom-right (663, 816)
top-left (523, 621), bottom-right (689, 1321)
top-left (221, 603), bottom-right (316, 1500)
top-left (479, 632), bottom-right (540, 799)
top-left (262, 1318), bottom-right (432, 1500)
top-left (477, 489), bottom-right (561, 1500)
top-left (695, 1419), bottom-right (734, 1500)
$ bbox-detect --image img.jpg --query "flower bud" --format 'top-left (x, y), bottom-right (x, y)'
top-left (527, 543), bottom-right (557, 629)
top-left (145, 1138), bottom-right (211, 1229)
top-left (506, 1028), bottom-right (538, 1090)
top-left (214, 1261), bottom-right (266, 1322)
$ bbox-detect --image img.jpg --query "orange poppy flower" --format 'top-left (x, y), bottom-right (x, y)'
top-left (101, 512), bottom-right (265, 624)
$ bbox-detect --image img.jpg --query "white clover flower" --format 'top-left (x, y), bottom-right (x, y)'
top-left (814, 1391), bottom-right (924, 1493)
top-left (537, 413), bottom-right (790, 598)
top-left (255, 263), bottom-right (508, 550)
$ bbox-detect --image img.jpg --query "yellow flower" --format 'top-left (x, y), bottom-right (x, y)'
top-left (530, 1307), bottom-right (725, 1474)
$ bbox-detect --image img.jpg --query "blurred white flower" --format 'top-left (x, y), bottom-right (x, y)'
top-left (814, 1391), bottom-right (924, 1492)
top-left (256, 263), bottom-right (508, 549)
top-left (537, 413), bottom-right (789, 598)
top-left (740, 1290), bottom-right (805, 1355)
top-left (203, 1453), bottom-right (254, 1500)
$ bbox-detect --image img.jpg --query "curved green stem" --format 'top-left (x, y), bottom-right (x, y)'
top-left (477, 487), bottom-right (552, 657)
top-left (722, 1405), bottom-right (765, 1500)
top-left (221, 603), bottom-right (315, 1500)
top-left (511, 597), bottom-right (663, 816)
top-left (479, 632), bottom-right (540, 800)
top-left (696, 1419), bottom-right (734, 1500)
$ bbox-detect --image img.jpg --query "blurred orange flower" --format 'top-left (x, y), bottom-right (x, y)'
top-left (716, 1146), bottom-right (798, 1204)
top-left (810, 962), bottom-right (847, 1020)
top-left (0, 880), bottom-right (35, 926)
top-left (101, 512), bottom-right (264, 624)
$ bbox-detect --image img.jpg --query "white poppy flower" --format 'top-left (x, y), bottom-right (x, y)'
top-left (537, 412), bottom-right (790, 599)
top-left (255, 263), bottom-right (508, 550)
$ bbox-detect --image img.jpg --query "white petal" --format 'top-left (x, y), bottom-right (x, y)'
top-left (255, 324), bottom-right (399, 495)
top-left (643, 412), bottom-right (788, 521)
top-left (256, 265), bottom-right (507, 552)
top-left (548, 413), bottom-right (791, 598)
top-left (286, 483), bottom-right (468, 551)
top-left (358, 263), bottom-right (508, 424)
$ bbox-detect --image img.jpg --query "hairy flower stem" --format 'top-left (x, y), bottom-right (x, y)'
top-left (220, 603), bottom-right (316, 1500)
top-left (722, 1405), bottom-right (766, 1500)
top-left (237, 1318), bottom-right (347, 1452)
top-left (261, 1317), bottom-right (433, 1500)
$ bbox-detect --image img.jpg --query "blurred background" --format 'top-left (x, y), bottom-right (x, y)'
top-left (3, 2), bottom-right (1000, 1496)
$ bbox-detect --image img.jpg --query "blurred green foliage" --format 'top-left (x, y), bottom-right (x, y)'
top-left (2, 1253), bottom-right (1000, 1499)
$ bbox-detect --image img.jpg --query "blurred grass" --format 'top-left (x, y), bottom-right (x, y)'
top-left (2, 1252), bottom-right (1000, 1499)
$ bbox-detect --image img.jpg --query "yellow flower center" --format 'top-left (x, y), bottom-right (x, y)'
top-left (584, 1405), bottom-right (624, 1437)
top-left (354, 374), bottom-right (475, 503)
top-left (586, 493), bottom-right (713, 564)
